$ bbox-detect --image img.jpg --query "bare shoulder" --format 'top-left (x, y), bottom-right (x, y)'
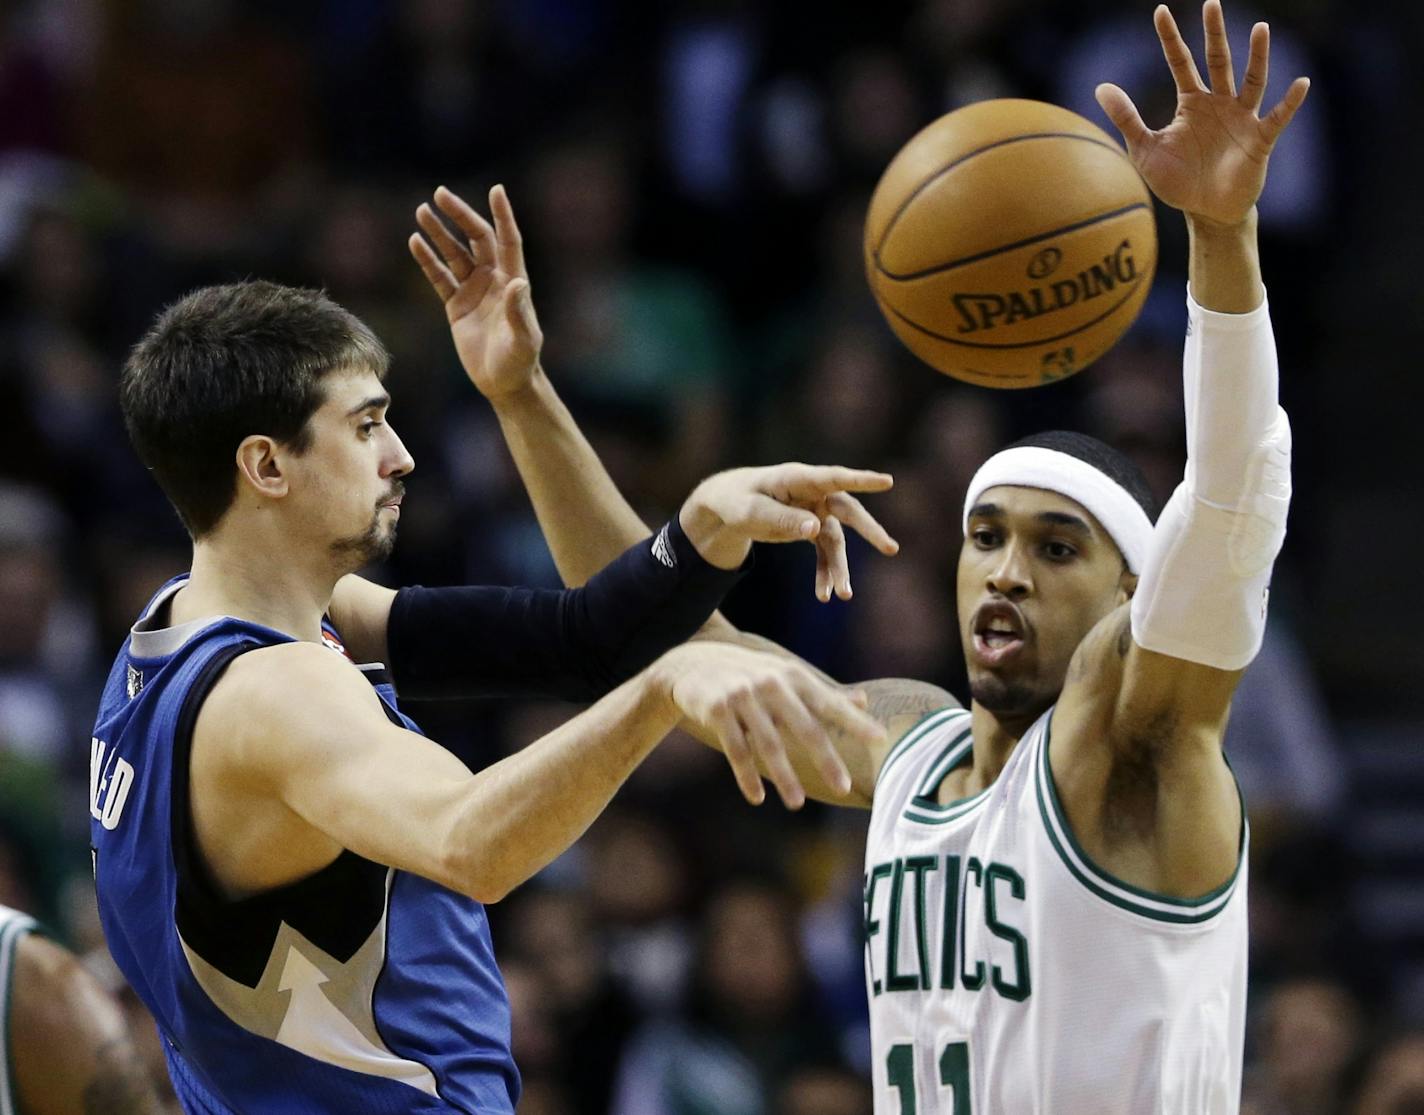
top-left (10, 935), bottom-right (167, 1115)
top-left (858, 677), bottom-right (962, 772)
top-left (195, 641), bottom-right (389, 780)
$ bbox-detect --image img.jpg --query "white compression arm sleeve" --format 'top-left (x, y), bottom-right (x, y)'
top-left (1129, 288), bottom-right (1292, 670)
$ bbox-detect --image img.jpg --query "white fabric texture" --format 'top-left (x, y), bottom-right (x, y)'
top-left (1130, 287), bottom-right (1291, 670)
top-left (962, 446), bottom-right (1155, 573)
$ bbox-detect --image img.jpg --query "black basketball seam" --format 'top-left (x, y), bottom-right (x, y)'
top-left (875, 202), bottom-right (1150, 281)
top-left (872, 130), bottom-right (1136, 259)
top-left (881, 268), bottom-right (1152, 350)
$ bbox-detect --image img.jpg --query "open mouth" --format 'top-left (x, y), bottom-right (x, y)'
top-left (971, 601), bottom-right (1027, 666)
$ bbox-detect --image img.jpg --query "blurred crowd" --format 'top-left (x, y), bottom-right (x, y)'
top-left (0, 0), bottom-right (1418, 1112)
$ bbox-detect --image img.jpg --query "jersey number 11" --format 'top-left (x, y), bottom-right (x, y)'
top-left (888, 1040), bottom-right (971, 1114)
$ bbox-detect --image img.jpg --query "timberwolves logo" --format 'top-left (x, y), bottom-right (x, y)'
top-left (126, 664), bottom-right (144, 699)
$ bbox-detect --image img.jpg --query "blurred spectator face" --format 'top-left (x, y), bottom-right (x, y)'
top-left (777, 1066), bottom-right (871, 1115)
top-left (500, 958), bottom-right (560, 1073)
top-left (850, 551), bottom-right (955, 681)
top-left (1353, 1034), bottom-right (1424, 1115)
top-left (914, 390), bottom-right (1006, 509)
top-left (309, 188), bottom-right (397, 301)
top-left (701, 883), bottom-right (800, 1023)
top-left (1260, 978), bottom-right (1362, 1109)
top-left (587, 813), bottom-right (685, 926)
top-left (804, 326), bottom-right (897, 458)
top-left (19, 210), bottom-right (96, 322)
top-left (507, 890), bottom-right (601, 1012)
top-left (0, 546), bottom-right (58, 661)
top-left (531, 140), bottom-right (631, 262)
top-left (833, 51), bottom-right (919, 168)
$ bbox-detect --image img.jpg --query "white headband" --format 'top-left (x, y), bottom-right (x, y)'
top-left (961, 446), bottom-right (1154, 573)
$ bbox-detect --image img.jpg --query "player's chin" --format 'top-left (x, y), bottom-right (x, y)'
top-left (968, 668), bottom-right (1041, 717)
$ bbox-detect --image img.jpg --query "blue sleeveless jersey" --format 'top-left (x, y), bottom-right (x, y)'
top-left (90, 576), bottom-right (518, 1113)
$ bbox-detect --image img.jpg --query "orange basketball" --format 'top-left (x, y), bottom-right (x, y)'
top-left (865, 99), bottom-right (1157, 389)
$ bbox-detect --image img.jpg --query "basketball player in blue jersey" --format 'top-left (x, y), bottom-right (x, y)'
top-left (93, 210), bottom-right (900, 1107)
top-left (463, 3), bottom-right (1308, 1110)
top-left (0, 904), bottom-right (169, 1114)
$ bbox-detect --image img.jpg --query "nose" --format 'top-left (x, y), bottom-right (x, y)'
top-left (985, 540), bottom-right (1032, 601)
top-left (383, 424), bottom-right (415, 479)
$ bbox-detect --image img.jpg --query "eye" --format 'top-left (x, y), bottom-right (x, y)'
top-left (1044, 540), bottom-right (1077, 561)
top-left (359, 419), bottom-right (384, 437)
top-left (972, 528), bottom-right (998, 548)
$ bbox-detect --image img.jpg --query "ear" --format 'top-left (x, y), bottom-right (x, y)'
top-left (1118, 569), bottom-right (1138, 605)
top-left (235, 436), bottom-right (289, 501)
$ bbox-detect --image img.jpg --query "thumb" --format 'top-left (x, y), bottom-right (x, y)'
top-left (1095, 83), bottom-right (1152, 152)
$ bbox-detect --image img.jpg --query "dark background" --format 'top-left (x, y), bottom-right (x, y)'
top-left (0, 0), bottom-right (1419, 1112)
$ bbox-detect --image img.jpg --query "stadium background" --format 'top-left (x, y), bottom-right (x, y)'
top-left (0, 0), bottom-right (1419, 1111)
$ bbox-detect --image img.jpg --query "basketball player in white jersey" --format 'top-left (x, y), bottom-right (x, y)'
top-left (411, 3), bottom-right (1307, 1109)
top-left (0, 904), bottom-right (170, 1114)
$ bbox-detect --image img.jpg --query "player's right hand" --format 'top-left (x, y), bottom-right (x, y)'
top-left (409, 184), bottom-right (544, 402)
top-left (655, 642), bottom-right (885, 809)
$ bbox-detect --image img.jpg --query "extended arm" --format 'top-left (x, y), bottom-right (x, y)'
top-left (1057, 0), bottom-right (1306, 895)
top-left (197, 638), bottom-right (883, 906)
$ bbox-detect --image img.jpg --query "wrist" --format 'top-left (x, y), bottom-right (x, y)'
top-left (1185, 207), bottom-right (1258, 241)
top-left (488, 363), bottom-right (552, 416)
top-left (644, 647), bottom-right (691, 724)
top-left (678, 494), bottom-right (750, 571)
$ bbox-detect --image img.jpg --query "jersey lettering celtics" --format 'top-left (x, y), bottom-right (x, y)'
top-left (865, 706), bottom-right (1248, 1114)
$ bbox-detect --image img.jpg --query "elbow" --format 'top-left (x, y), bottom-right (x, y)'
top-left (441, 834), bottom-right (518, 905)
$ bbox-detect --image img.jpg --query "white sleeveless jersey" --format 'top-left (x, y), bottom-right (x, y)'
top-left (0, 904), bottom-right (37, 1115)
top-left (864, 706), bottom-right (1248, 1115)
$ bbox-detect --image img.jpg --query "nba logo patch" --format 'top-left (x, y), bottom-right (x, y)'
top-left (126, 664), bottom-right (144, 699)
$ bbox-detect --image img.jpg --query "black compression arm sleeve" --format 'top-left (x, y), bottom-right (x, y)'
top-left (385, 517), bottom-right (750, 702)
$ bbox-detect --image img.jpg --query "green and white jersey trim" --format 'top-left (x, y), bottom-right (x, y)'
top-left (0, 905), bottom-right (38, 1115)
top-left (903, 716), bottom-right (988, 826)
top-left (876, 707), bottom-right (967, 789)
top-left (1033, 715), bottom-right (1246, 925)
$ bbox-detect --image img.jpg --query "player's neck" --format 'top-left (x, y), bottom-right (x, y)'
top-left (172, 537), bottom-right (335, 644)
top-left (947, 702), bottom-right (1043, 799)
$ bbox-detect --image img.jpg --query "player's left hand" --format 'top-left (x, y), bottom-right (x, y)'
top-left (408, 185), bottom-right (544, 401)
top-left (1095, 0), bottom-right (1310, 227)
top-left (680, 464), bottom-right (900, 598)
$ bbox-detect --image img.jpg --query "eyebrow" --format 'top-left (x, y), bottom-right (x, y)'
top-left (346, 393), bottom-right (391, 418)
top-left (1036, 510), bottom-right (1092, 536)
top-left (968, 502), bottom-right (1000, 520)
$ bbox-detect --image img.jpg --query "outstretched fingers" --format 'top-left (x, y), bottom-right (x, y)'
top-left (433, 187), bottom-right (498, 272)
top-left (1260, 76), bottom-right (1310, 145)
top-left (1153, 4), bottom-right (1207, 93)
top-left (488, 185), bottom-right (528, 280)
top-left (1095, 84), bottom-right (1153, 153)
top-left (408, 234), bottom-right (456, 302)
top-left (1239, 21), bottom-right (1270, 112)
top-left (826, 491), bottom-right (899, 556)
top-left (415, 203), bottom-right (475, 280)
top-left (1202, 0), bottom-right (1236, 96)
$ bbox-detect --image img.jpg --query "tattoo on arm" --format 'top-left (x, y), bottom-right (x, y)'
top-left (861, 678), bottom-right (960, 735)
top-left (82, 1037), bottom-right (165, 1115)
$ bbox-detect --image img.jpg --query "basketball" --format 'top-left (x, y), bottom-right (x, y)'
top-left (865, 98), bottom-right (1157, 389)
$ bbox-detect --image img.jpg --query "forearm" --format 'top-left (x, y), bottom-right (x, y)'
top-left (451, 668), bottom-right (679, 902)
top-left (492, 366), bottom-right (652, 586)
top-left (1186, 210), bottom-right (1263, 313)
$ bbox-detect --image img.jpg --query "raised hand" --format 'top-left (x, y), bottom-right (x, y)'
top-left (679, 463), bottom-right (899, 598)
top-left (1095, 1), bottom-right (1310, 226)
top-left (659, 642), bottom-right (885, 809)
top-left (409, 185), bottom-right (544, 401)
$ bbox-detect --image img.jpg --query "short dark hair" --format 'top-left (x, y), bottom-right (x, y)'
top-left (120, 281), bottom-right (389, 537)
top-left (1006, 429), bottom-right (1159, 522)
